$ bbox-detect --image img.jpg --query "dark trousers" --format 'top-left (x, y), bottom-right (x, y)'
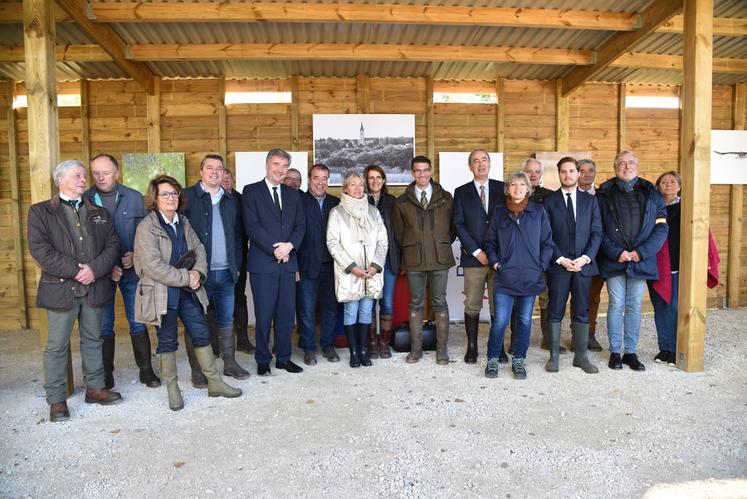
top-left (234, 269), bottom-right (248, 333)
top-left (588, 276), bottom-right (605, 333)
top-left (546, 271), bottom-right (592, 324)
top-left (297, 262), bottom-right (338, 351)
top-left (250, 270), bottom-right (295, 364)
top-left (155, 290), bottom-right (211, 354)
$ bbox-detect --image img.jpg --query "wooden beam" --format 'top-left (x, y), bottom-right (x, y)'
top-left (659, 14), bottom-right (747, 37)
top-left (215, 77), bottom-right (227, 161)
top-left (618, 83), bottom-right (627, 151)
top-left (79, 79), bottom-right (90, 168)
top-left (0, 45), bottom-right (111, 62)
top-left (561, 0), bottom-right (682, 96)
top-left (290, 76), bottom-right (299, 151)
top-left (612, 52), bottom-right (747, 74)
top-left (426, 76), bottom-right (435, 165)
top-left (677, 0), bottom-right (712, 373)
top-left (356, 74), bottom-right (370, 114)
top-left (127, 43), bottom-right (594, 66)
top-left (495, 78), bottom-right (504, 153)
top-left (727, 82), bottom-right (746, 309)
top-left (555, 80), bottom-right (569, 151)
top-left (146, 76), bottom-right (160, 152)
top-left (54, 0), bottom-right (156, 94)
top-left (0, 2), bottom-right (69, 22)
top-left (5, 81), bottom-right (28, 330)
top-left (88, 2), bottom-right (639, 31)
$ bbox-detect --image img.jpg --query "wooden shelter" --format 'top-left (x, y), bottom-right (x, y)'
top-left (0, 0), bottom-right (745, 372)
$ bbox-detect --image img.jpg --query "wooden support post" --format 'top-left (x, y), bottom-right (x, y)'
top-left (290, 76), bottom-right (299, 151)
top-left (146, 76), bottom-right (160, 152)
top-left (217, 77), bottom-right (227, 160)
top-left (495, 78), bottom-right (505, 153)
top-left (677, 0), bottom-right (712, 372)
top-left (356, 74), bottom-right (370, 113)
top-left (426, 76), bottom-right (435, 163)
top-left (24, 0), bottom-right (72, 393)
top-left (79, 78), bottom-right (91, 167)
top-left (618, 83), bottom-right (627, 151)
top-left (5, 81), bottom-right (28, 329)
top-left (727, 82), bottom-right (746, 308)
top-left (555, 80), bottom-right (569, 151)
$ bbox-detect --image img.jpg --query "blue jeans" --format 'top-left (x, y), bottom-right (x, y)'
top-left (649, 273), bottom-right (679, 352)
top-left (155, 290), bottom-right (211, 354)
top-left (297, 262), bottom-right (339, 351)
top-left (101, 279), bottom-right (146, 338)
top-left (488, 293), bottom-right (535, 359)
top-left (203, 269), bottom-right (235, 329)
top-left (606, 274), bottom-right (646, 354)
top-left (376, 261), bottom-right (397, 316)
top-left (343, 297), bottom-right (375, 326)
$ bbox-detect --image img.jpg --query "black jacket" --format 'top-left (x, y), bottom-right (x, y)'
top-left (368, 192), bottom-right (402, 274)
top-left (298, 190), bottom-right (340, 279)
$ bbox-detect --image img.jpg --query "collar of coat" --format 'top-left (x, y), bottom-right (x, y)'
top-left (404, 180), bottom-right (449, 210)
top-left (597, 176), bottom-right (655, 195)
top-left (48, 193), bottom-right (98, 214)
top-left (143, 210), bottom-right (186, 238)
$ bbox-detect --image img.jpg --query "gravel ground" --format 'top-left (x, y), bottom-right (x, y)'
top-left (0, 309), bottom-right (745, 498)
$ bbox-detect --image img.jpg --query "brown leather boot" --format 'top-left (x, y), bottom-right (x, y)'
top-left (368, 319), bottom-right (380, 359)
top-left (435, 309), bottom-right (450, 365)
top-left (378, 314), bottom-right (393, 359)
top-left (85, 388), bottom-right (123, 405)
top-left (405, 310), bottom-right (423, 363)
top-left (49, 401), bottom-right (70, 422)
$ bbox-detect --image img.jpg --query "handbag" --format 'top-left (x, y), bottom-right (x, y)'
top-left (174, 250), bottom-right (198, 292)
top-left (392, 320), bottom-right (437, 352)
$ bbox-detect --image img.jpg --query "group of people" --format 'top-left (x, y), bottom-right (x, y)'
top-left (29, 146), bottom-right (711, 422)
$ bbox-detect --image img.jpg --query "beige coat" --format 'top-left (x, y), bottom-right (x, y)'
top-left (326, 201), bottom-right (388, 303)
top-left (134, 211), bottom-right (209, 326)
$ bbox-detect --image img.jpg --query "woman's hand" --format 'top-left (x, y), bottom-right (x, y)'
top-left (351, 267), bottom-right (369, 279)
top-left (188, 270), bottom-right (201, 290)
top-left (366, 266), bottom-right (379, 277)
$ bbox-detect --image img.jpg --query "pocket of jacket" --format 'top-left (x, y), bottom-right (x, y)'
top-left (402, 242), bottom-right (422, 268)
top-left (436, 240), bottom-right (454, 265)
top-left (136, 283), bottom-right (157, 322)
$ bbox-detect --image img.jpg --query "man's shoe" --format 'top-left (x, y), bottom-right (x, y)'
top-left (667, 351), bottom-right (677, 366)
top-left (49, 402), bottom-right (69, 422)
top-left (484, 358), bottom-right (499, 378)
top-left (654, 351), bottom-right (670, 364)
top-left (608, 353), bottom-right (623, 370)
top-left (276, 360), bottom-right (303, 373)
top-left (304, 351), bottom-right (317, 366)
top-left (84, 388), bottom-right (123, 405)
top-left (322, 347), bottom-right (340, 362)
top-left (511, 357), bottom-right (527, 380)
top-left (257, 363), bottom-right (272, 376)
top-left (621, 353), bottom-right (646, 371)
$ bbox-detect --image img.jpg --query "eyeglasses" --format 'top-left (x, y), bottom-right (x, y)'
top-left (158, 191), bottom-right (180, 199)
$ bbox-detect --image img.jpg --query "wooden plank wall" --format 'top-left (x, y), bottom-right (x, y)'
top-left (0, 77), bottom-right (743, 332)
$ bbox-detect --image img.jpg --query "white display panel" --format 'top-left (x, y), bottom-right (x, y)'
top-left (711, 130), bottom-right (747, 184)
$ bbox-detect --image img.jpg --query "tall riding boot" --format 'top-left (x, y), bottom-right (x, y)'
top-left (193, 345), bottom-right (242, 398)
top-left (184, 333), bottom-right (208, 389)
top-left (587, 327), bottom-right (603, 352)
top-left (540, 308), bottom-right (566, 353)
top-left (159, 352), bottom-right (183, 411)
top-left (131, 332), bottom-right (161, 388)
top-left (357, 323), bottom-right (372, 367)
top-left (236, 326), bottom-right (256, 354)
top-left (463, 313), bottom-right (479, 364)
top-left (572, 323), bottom-right (599, 374)
top-left (218, 326), bottom-right (251, 380)
top-left (102, 336), bottom-right (115, 389)
top-left (368, 313), bottom-right (380, 359)
top-left (405, 310), bottom-right (424, 363)
top-left (435, 310), bottom-right (450, 365)
top-left (544, 322), bottom-right (561, 372)
top-left (378, 314), bottom-right (393, 359)
top-left (345, 324), bottom-right (360, 368)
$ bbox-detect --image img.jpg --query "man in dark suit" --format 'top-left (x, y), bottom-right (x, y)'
top-left (452, 149), bottom-right (506, 364)
top-left (242, 148), bottom-right (306, 376)
top-left (544, 157), bottom-right (603, 374)
top-left (296, 164), bottom-right (340, 365)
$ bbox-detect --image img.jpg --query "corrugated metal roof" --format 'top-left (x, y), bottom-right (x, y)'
top-left (0, 0), bottom-right (744, 84)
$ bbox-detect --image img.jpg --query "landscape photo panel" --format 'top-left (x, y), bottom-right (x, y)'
top-left (534, 151), bottom-right (593, 191)
top-left (313, 114), bottom-right (415, 185)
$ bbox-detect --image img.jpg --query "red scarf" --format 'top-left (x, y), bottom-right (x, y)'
top-left (506, 197), bottom-right (529, 217)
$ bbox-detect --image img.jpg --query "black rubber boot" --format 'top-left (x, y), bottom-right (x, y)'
top-left (102, 336), bottom-right (115, 389)
top-left (130, 332), bottom-right (161, 388)
top-left (463, 314), bottom-right (479, 364)
top-left (572, 323), bottom-right (599, 374)
top-left (544, 322), bottom-right (561, 372)
top-left (218, 326), bottom-right (251, 380)
top-left (357, 322), bottom-right (372, 367)
top-left (345, 324), bottom-right (360, 368)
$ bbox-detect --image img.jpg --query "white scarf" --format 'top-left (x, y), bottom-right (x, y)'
top-left (340, 193), bottom-right (372, 241)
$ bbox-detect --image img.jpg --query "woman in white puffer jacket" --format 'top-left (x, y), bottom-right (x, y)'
top-left (327, 171), bottom-right (388, 368)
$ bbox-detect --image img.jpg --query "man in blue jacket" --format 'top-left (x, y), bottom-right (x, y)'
top-left (544, 157), bottom-right (603, 374)
top-left (183, 154), bottom-right (250, 383)
top-left (452, 149), bottom-right (505, 364)
top-left (86, 153), bottom-right (160, 390)
top-left (597, 151), bottom-right (668, 371)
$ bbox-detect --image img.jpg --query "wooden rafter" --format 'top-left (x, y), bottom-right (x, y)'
top-left (660, 14), bottom-right (747, 37)
top-left (561, 0), bottom-right (683, 96)
top-left (611, 52), bottom-right (747, 74)
top-left (53, 0), bottom-right (156, 94)
top-left (0, 2), bottom-right (69, 22)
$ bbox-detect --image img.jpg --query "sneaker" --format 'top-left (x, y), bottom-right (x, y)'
top-left (485, 358), bottom-right (500, 378)
top-left (667, 351), bottom-right (677, 366)
top-left (511, 357), bottom-right (527, 380)
top-left (654, 351), bottom-right (670, 363)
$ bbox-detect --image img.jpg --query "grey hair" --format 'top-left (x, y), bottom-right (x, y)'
top-left (614, 150), bottom-right (639, 166)
top-left (342, 171), bottom-right (365, 191)
top-left (505, 171), bottom-right (533, 197)
top-left (522, 157), bottom-right (542, 170)
top-left (266, 148), bottom-right (292, 166)
top-left (468, 148), bottom-right (490, 164)
top-left (577, 159), bottom-right (596, 169)
top-left (53, 159), bottom-right (86, 186)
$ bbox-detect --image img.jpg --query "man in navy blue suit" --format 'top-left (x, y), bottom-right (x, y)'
top-left (242, 148), bottom-right (306, 376)
top-left (296, 164), bottom-right (340, 366)
top-left (452, 149), bottom-right (506, 365)
top-left (544, 157), bottom-right (603, 374)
